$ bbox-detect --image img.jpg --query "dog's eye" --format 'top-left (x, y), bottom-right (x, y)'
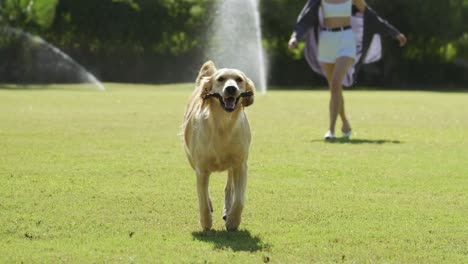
top-left (236, 77), bottom-right (243, 83)
top-left (217, 77), bottom-right (225, 82)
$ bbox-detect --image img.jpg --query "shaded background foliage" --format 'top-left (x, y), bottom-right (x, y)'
top-left (1, 0), bottom-right (467, 87)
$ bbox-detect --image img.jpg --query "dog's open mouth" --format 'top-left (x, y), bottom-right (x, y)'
top-left (221, 97), bottom-right (237, 112)
top-left (203, 91), bottom-right (253, 113)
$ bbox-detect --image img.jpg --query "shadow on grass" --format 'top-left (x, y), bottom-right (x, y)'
top-left (312, 138), bottom-right (403, 144)
top-left (0, 84), bottom-right (32, 89)
top-left (0, 84), bottom-right (62, 90)
top-left (192, 229), bottom-right (270, 252)
top-left (0, 83), bottom-right (100, 90)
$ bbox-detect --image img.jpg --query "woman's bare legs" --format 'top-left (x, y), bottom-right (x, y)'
top-left (321, 57), bottom-right (354, 136)
top-left (340, 97), bottom-right (351, 134)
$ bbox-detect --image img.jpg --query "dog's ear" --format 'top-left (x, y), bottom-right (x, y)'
top-left (196, 61), bottom-right (217, 99)
top-left (242, 77), bottom-right (256, 107)
top-left (199, 76), bottom-right (213, 98)
top-left (196, 60), bottom-right (217, 87)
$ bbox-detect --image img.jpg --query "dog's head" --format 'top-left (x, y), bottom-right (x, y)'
top-left (197, 61), bottom-right (255, 112)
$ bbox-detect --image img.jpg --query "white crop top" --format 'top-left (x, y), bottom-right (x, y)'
top-left (322, 0), bottom-right (352, 18)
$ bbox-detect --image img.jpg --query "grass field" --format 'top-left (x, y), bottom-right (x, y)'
top-left (1, 83), bottom-right (467, 263)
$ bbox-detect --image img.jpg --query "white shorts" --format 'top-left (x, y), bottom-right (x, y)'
top-left (318, 29), bottom-right (356, 63)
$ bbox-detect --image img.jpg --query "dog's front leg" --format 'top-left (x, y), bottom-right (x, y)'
top-left (225, 164), bottom-right (247, 231)
top-left (223, 169), bottom-right (234, 221)
top-left (196, 169), bottom-right (212, 231)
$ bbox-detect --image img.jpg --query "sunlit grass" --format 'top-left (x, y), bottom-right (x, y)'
top-left (1, 84), bottom-right (467, 263)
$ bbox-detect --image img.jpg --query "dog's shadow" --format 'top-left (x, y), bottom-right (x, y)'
top-left (313, 138), bottom-right (403, 144)
top-left (192, 229), bottom-right (269, 252)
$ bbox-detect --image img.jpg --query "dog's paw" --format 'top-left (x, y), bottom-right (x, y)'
top-left (202, 226), bottom-right (212, 232)
top-left (225, 222), bottom-right (239, 232)
top-left (225, 217), bottom-right (241, 231)
top-left (201, 222), bottom-right (212, 231)
top-left (200, 215), bottom-right (213, 231)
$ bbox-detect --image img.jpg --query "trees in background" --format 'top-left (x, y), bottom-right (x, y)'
top-left (46, 0), bottom-right (216, 82)
top-left (0, 0), bottom-right (57, 30)
top-left (1, 0), bottom-right (467, 86)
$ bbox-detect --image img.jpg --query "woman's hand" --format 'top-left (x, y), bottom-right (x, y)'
top-left (288, 36), bottom-right (298, 50)
top-left (396, 33), bottom-right (407, 47)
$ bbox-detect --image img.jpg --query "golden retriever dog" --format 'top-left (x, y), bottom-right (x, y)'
top-left (182, 60), bottom-right (255, 231)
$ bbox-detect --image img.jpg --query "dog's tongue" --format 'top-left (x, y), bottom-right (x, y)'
top-left (224, 97), bottom-right (236, 110)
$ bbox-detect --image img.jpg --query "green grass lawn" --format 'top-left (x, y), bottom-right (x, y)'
top-left (1, 83), bottom-right (467, 263)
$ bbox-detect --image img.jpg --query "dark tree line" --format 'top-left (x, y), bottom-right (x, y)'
top-left (1, 0), bottom-right (467, 87)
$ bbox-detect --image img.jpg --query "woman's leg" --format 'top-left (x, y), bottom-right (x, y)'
top-left (340, 94), bottom-right (351, 133)
top-left (322, 57), bottom-right (354, 135)
top-left (321, 63), bottom-right (337, 135)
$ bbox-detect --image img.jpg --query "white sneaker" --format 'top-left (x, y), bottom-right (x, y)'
top-left (342, 122), bottom-right (352, 138)
top-left (324, 130), bottom-right (335, 140)
top-left (342, 129), bottom-right (352, 138)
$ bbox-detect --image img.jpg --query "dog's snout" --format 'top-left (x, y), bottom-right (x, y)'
top-left (225, 86), bottom-right (237, 96)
